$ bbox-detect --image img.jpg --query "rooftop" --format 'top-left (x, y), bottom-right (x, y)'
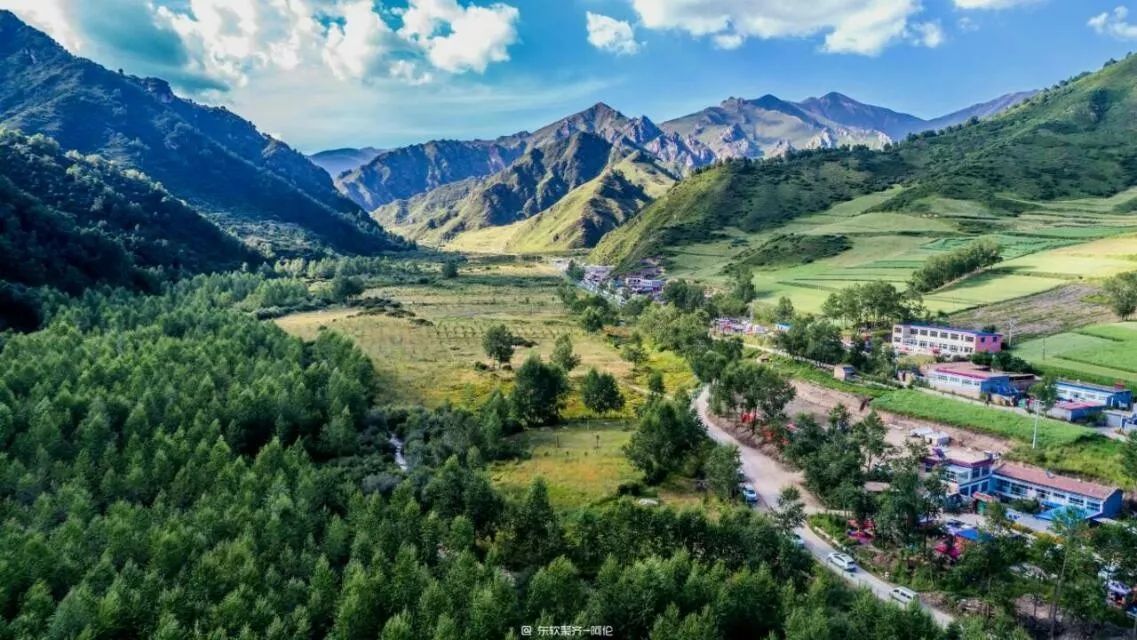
top-left (1056, 379), bottom-right (1130, 394)
top-left (995, 463), bottom-right (1120, 500)
top-left (927, 446), bottom-right (994, 467)
top-left (927, 362), bottom-right (1008, 381)
top-left (898, 323), bottom-right (1001, 337)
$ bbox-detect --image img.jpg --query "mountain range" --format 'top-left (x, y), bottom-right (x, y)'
top-left (309, 147), bottom-right (385, 178)
top-left (0, 10), bottom-right (403, 257)
top-left (591, 56), bottom-right (1137, 267)
top-left (334, 89), bottom-right (1033, 251)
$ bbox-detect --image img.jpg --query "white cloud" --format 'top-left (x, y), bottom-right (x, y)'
top-left (1, 0), bottom-right (521, 92)
top-left (0, 0), bottom-right (80, 49)
top-left (1089, 6), bottom-right (1137, 39)
top-left (910, 21), bottom-right (944, 47)
top-left (323, 0), bottom-right (397, 80)
top-left (953, 0), bottom-right (1038, 9)
top-left (627, 0), bottom-right (926, 56)
top-left (586, 12), bottom-right (641, 55)
top-left (399, 0), bottom-right (520, 73)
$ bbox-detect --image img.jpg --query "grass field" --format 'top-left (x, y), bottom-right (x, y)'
top-left (871, 389), bottom-right (1093, 448)
top-left (489, 421), bottom-right (706, 510)
top-left (1016, 321), bottom-right (1137, 387)
top-left (275, 261), bottom-right (695, 413)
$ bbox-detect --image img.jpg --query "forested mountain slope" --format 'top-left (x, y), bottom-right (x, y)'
top-left (593, 55), bottom-right (1137, 266)
top-left (0, 11), bottom-right (402, 256)
top-left (0, 129), bottom-right (259, 330)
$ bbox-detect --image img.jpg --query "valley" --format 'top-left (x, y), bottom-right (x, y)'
top-left (5, 4), bottom-right (1137, 640)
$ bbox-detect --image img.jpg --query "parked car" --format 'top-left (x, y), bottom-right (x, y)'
top-left (890, 586), bottom-right (917, 605)
top-left (739, 484), bottom-right (759, 505)
top-left (789, 532), bottom-right (805, 547)
top-left (826, 552), bottom-right (857, 572)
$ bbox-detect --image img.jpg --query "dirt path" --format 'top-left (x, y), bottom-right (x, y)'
top-left (787, 380), bottom-right (1014, 454)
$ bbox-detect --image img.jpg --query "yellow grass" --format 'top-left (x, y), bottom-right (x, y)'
top-left (489, 421), bottom-right (708, 510)
top-left (275, 261), bottom-right (695, 412)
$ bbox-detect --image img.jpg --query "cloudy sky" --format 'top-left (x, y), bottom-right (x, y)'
top-left (4, 0), bottom-right (1136, 152)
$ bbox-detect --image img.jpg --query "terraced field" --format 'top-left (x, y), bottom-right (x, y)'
top-left (664, 188), bottom-right (1137, 314)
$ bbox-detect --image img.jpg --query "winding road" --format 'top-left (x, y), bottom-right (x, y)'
top-left (693, 388), bottom-right (956, 628)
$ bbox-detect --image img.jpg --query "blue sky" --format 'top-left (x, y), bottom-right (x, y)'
top-left (4, 0), bottom-right (1137, 152)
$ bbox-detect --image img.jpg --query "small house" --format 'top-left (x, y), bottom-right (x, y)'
top-left (1055, 380), bottom-right (1132, 410)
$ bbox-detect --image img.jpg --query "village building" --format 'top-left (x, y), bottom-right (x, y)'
top-left (713, 317), bottom-right (766, 336)
top-left (921, 447), bottom-right (1123, 520)
top-left (921, 362), bottom-right (1034, 402)
top-left (988, 462), bottom-right (1123, 520)
top-left (892, 323), bottom-right (1003, 357)
top-left (922, 448), bottom-right (997, 500)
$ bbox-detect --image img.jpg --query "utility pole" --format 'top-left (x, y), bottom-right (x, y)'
top-left (1032, 398), bottom-right (1040, 449)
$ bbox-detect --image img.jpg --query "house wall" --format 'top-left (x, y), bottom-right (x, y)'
top-left (925, 370), bottom-right (1005, 400)
top-left (990, 475), bottom-right (1120, 518)
top-left (1056, 383), bottom-right (1132, 409)
top-left (891, 324), bottom-right (1003, 357)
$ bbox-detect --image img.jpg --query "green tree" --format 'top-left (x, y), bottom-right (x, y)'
top-left (704, 443), bottom-right (742, 500)
top-left (580, 369), bottom-right (625, 416)
top-left (1103, 271), bottom-right (1137, 319)
top-left (441, 261), bottom-right (459, 278)
top-left (774, 296), bottom-right (795, 323)
top-left (625, 398), bottom-right (706, 483)
top-left (565, 260), bottom-right (585, 282)
top-left (774, 486), bottom-right (806, 533)
top-left (729, 265), bottom-right (757, 304)
top-left (551, 334), bottom-right (581, 372)
top-left (580, 307), bottom-right (605, 332)
top-left (482, 324), bottom-right (516, 369)
top-left (710, 361), bottom-right (795, 428)
top-left (510, 355), bottom-right (569, 426)
top-left (620, 342), bottom-right (648, 371)
top-left (647, 371), bottom-right (666, 397)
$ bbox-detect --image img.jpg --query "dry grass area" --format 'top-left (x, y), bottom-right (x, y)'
top-left (949, 283), bottom-right (1114, 343)
top-left (489, 421), bottom-right (710, 510)
top-left (275, 261), bottom-right (695, 415)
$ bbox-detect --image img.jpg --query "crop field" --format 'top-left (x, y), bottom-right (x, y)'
top-left (949, 283), bottom-right (1113, 343)
top-left (489, 421), bottom-right (705, 510)
top-left (662, 186), bottom-right (1137, 315)
top-left (1016, 322), bottom-right (1137, 387)
top-left (275, 261), bottom-right (695, 411)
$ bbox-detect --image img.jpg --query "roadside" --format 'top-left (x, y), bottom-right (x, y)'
top-left (693, 387), bottom-right (957, 628)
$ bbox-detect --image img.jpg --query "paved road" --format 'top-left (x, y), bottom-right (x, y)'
top-left (694, 388), bottom-right (956, 628)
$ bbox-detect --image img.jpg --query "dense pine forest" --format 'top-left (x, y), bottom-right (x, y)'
top-left (0, 269), bottom-right (960, 640)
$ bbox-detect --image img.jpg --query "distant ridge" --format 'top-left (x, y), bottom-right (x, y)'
top-left (0, 10), bottom-right (404, 256)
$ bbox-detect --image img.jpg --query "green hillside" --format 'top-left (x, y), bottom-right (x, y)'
top-left (592, 55), bottom-right (1137, 268)
top-left (0, 128), bottom-right (260, 329)
top-left (0, 11), bottom-right (403, 256)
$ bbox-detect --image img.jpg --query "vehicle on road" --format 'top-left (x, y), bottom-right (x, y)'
top-left (890, 587), bottom-right (917, 605)
top-left (739, 484), bottom-right (759, 505)
top-left (789, 532), bottom-right (805, 546)
top-left (826, 552), bottom-right (857, 572)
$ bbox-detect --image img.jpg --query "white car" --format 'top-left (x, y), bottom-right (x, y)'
top-left (739, 484), bottom-right (759, 505)
top-left (890, 586), bottom-right (917, 605)
top-left (826, 552), bottom-right (857, 572)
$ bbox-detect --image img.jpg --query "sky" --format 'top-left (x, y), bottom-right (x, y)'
top-left (4, 0), bottom-right (1137, 153)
